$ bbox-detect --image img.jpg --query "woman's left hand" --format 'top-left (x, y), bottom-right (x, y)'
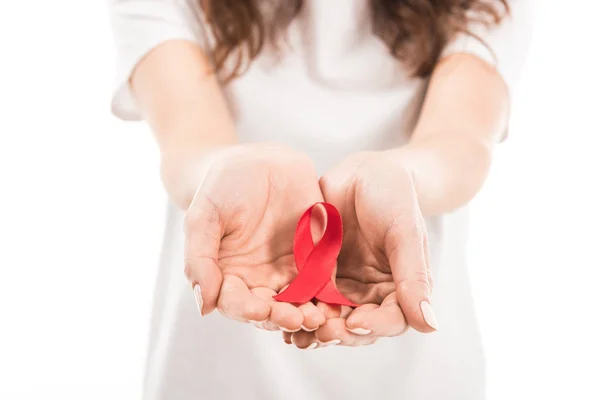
top-left (286, 150), bottom-right (438, 348)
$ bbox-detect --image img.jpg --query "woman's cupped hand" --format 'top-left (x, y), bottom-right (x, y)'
top-left (286, 150), bottom-right (437, 349)
top-left (184, 143), bottom-right (329, 332)
top-left (184, 145), bottom-right (437, 348)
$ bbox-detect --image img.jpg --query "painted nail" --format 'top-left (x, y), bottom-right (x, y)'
top-left (193, 284), bottom-right (203, 315)
top-left (420, 301), bottom-right (439, 330)
top-left (301, 325), bottom-right (317, 332)
top-left (280, 327), bottom-right (301, 333)
top-left (306, 342), bottom-right (318, 350)
top-left (348, 327), bottom-right (371, 335)
top-left (249, 320), bottom-right (265, 329)
top-left (320, 339), bottom-right (341, 347)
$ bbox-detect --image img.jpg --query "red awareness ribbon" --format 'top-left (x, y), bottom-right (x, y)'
top-left (274, 202), bottom-right (358, 307)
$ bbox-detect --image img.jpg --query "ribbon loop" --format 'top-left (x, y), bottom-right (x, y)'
top-left (274, 202), bottom-right (358, 307)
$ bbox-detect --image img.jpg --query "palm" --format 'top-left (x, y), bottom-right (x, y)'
top-left (209, 155), bottom-right (322, 292)
top-left (322, 172), bottom-right (396, 307)
top-left (337, 216), bottom-right (395, 306)
top-left (187, 145), bottom-right (327, 331)
top-left (286, 151), bottom-right (435, 348)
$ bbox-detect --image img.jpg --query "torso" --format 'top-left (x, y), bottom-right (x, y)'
top-left (144, 1), bottom-right (485, 398)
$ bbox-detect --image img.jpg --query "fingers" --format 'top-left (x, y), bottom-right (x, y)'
top-left (345, 293), bottom-right (408, 337)
top-left (217, 275), bottom-right (271, 322)
top-left (385, 217), bottom-right (437, 333)
top-left (311, 301), bottom-right (407, 348)
top-left (314, 318), bottom-right (377, 347)
top-left (315, 301), bottom-right (341, 319)
top-left (291, 330), bottom-right (319, 349)
top-left (298, 302), bottom-right (326, 332)
top-left (270, 302), bottom-right (304, 332)
top-left (286, 302), bottom-right (346, 349)
top-left (184, 194), bottom-right (224, 316)
top-left (289, 303), bottom-right (364, 349)
top-left (282, 331), bottom-right (293, 345)
top-left (251, 287), bottom-right (313, 332)
top-left (423, 231), bottom-right (434, 291)
top-left (249, 288), bottom-right (280, 330)
top-left (339, 305), bottom-right (353, 319)
top-left (288, 295), bottom-right (408, 349)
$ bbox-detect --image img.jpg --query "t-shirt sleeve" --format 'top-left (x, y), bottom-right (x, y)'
top-left (108, 0), bottom-right (207, 121)
top-left (440, 0), bottom-right (536, 140)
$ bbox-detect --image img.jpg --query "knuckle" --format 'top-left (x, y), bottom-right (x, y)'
top-left (397, 271), bottom-right (431, 294)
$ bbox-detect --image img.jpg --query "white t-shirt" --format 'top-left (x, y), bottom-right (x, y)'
top-left (109, 1), bottom-right (534, 399)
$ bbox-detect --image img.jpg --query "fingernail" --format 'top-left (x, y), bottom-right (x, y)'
top-left (420, 301), bottom-right (439, 330)
top-left (193, 284), bottom-right (203, 315)
top-left (279, 327), bottom-right (301, 333)
top-left (249, 320), bottom-right (265, 329)
top-left (320, 339), bottom-right (341, 347)
top-left (301, 325), bottom-right (317, 332)
top-left (306, 342), bottom-right (318, 350)
top-left (348, 327), bottom-right (371, 335)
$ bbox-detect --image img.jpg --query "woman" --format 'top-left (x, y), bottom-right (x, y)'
top-left (109, 1), bottom-right (534, 399)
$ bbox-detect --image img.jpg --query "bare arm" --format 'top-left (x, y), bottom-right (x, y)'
top-left (397, 53), bottom-right (510, 216)
top-left (129, 40), bottom-right (326, 323)
top-left (309, 53), bottom-right (517, 337)
top-left (130, 42), bottom-right (508, 217)
top-left (130, 40), bottom-right (237, 210)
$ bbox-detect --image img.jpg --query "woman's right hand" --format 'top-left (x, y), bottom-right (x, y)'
top-left (184, 144), bottom-right (327, 332)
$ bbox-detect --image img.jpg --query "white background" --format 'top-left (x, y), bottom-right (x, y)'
top-left (0, 1), bottom-right (599, 399)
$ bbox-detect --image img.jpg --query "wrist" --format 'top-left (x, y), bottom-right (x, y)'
top-left (160, 145), bottom-right (233, 210)
top-left (387, 137), bottom-right (493, 216)
top-left (160, 142), bottom-right (299, 210)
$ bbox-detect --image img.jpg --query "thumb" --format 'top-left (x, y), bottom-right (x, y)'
top-left (183, 194), bottom-right (224, 316)
top-left (386, 219), bottom-right (438, 333)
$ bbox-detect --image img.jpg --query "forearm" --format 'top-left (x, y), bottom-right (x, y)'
top-left (130, 40), bottom-right (238, 209)
top-left (396, 54), bottom-right (510, 216)
top-left (394, 132), bottom-right (494, 216)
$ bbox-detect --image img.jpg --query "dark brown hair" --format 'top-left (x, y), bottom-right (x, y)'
top-left (200, 0), bottom-right (509, 82)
